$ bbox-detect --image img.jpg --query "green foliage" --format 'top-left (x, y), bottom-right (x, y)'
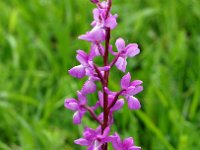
top-left (0, 0), bottom-right (200, 149)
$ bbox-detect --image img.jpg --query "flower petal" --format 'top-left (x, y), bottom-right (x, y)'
top-left (115, 57), bottom-right (127, 72)
top-left (111, 133), bottom-right (122, 150)
top-left (105, 15), bottom-right (118, 29)
top-left (89, 44), bottom-right (101, 60)
top-left (127, 96), bottom-right (141, 110)
top-left (115, 38), bottom-right (125, 51)
top-left (130, 80), bottom-right (143, 86)
top-left (76, 50), bottom-right (88, 66)
top-left (127, 86), bottom-right (143, 96)
top-left (102, 126), bottom-right (110, 138)
top-left (121, 72), bottom-right (131, 89)
top-left (73, 111), bottom-right (84, 124)
top-left (83, 127), bottom-right (97, 140)
top-left (93, 8), bottom-right (100, 21)
top-left (74, 138), bottom-right (90, 146)
top-left (98, 113), bottom-right (103, 122)
top-left (108, 94), bottom-right (115, 106)
top-left (129, 146), bottom-right (141, 150)
top-left (93, 140), bottom-right (103, 150)
top-left (64, 98), bottom-right (78, 110)
top-left (79, 26), bottom-right (105, 42)
top-left (77, 91), bottom-right (87, 105)
top-left (68, 65), bottom-right (86, 78)
top-left (98, 91), bottom-right (104, 107)
top-left (123, 137), bottom-right (134, 148)
top-left (111, 98), bottom-right (124, 111)
top-left (101, 1), bottom-right (108, 8)
top-left (125, 44), bottom-right (140, 57)
top-left (81, 80), bottom-right (97, 95)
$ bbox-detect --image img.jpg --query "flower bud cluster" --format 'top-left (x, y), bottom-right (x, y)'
top-left (65, 0), bottom-right (143, 149)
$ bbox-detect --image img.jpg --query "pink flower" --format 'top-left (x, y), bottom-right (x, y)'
top-left (105, 72), bottom-right (143, 110)
top-left (64, 91), bottom-right (87, 124)
top-left (75, 126), bottom-right (113, 150)
top-left (111, 38), bottom-right (140, 72)
top-left (120, 72), bottom-right (143, 109)
top-left (68, 50), bottom-right (90, 78)
top-left (111, 133), bottom-right (141, 150)
top-left (91, 8), bottom-right (118, 29)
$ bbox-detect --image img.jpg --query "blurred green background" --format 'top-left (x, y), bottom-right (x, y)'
top-left (0, 0), bottom-right (200, 149)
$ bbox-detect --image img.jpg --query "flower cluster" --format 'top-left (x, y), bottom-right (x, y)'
top-left (65, 0), bottom-right (143, 149)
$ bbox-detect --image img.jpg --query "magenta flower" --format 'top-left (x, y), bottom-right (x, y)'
top-left (105, 72), bottom-right (143, 110)
top-left (68, 50), bottom-right (90, 78)
top-left (64, 91), bottom-right (87, 124)
top-left (120, 72), bottom-right (143, 110)
top-left (75, 126), bottom-right (113, 150)
top-left (69, 49), bottom-right (109, 81)
top-left (112, 133), bottom-right (141, 150)
top-left (91, 8), bottom-right (118, 29)
top-left (110, 38), bottom-right (140, 72)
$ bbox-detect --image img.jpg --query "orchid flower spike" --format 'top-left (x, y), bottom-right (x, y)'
top-left (65, 0), bottom-right (143, 149)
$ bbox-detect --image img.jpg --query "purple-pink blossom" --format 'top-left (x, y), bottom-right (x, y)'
top-left (112, 133), bottom-right (141, 150)
top-left (75, 126), bottom-right (113, 150)
top-left (91, 8), bottom-right (118, 29)
top-left (104, 72), bottom-right (143, 110)
top-left (109, 38), bottom-right (140, 72)
top-left (65, 91), bottom-right (87, 124)
top-left (120, 72), bottom-right (143, 109)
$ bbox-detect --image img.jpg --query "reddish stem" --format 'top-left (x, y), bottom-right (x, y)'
top-left (102, 28), bottom-right (110, 140)
top-left (105, 0), bottom-right (112, 18)
top-left (102, 1), bottom-right (112, 150)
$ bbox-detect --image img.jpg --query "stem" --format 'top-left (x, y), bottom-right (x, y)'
top-left (102, 27), bottom-right (111, 131)
top-left (83, 105), bottom-right (103, 126)
top-left (102, 18), bottom-right (111, 136)
top-left (102, 1), bottom-right (112, 150)
top-left (105, 0), bottom-right (112, 18)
